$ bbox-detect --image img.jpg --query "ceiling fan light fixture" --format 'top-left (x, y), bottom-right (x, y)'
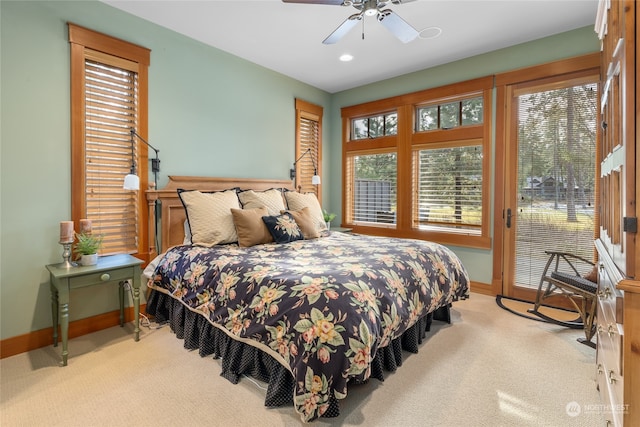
top-left (339, 53), bottom-right (354, 61)
top-left (286, 0), bottom-right (417, 44)
top-left (363, 0), bottom-right (378, 16)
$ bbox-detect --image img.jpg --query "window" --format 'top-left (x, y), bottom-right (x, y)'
top-left (294, 99), bottom-right (323, 198)
top-left (345, 151), bottom-right (397, 225)
top-left (342, 77), bottom-right (492, 248)
top-left (69, 24), bottom-right (150, 258)
top-left (414, 143), bottom-right (483, 233)
top-left (416, 96), bottom-right (483, 131)
top-left (351, 112), bottom-right (397, 140)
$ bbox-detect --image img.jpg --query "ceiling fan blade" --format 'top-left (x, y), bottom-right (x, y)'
top-left (323, 14), bottom-right (361, 44)
top-left (389, 0), bottom-right (418, 4)
top-left (377, 10), bottom-right (419, 43)
top-left (282, 0), bottom-right (347, 5)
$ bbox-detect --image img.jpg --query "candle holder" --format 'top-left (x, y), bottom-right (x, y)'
top-left (58, 241), bottom-right (77, 268)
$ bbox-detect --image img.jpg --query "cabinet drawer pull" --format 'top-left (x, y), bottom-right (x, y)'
top-left (607, 324), bottom-right (616, 337)
top-left (100, 273), bottom-right (111, 281)
top-left (608, 370), bottom-right (617, 384)
top-left (597, 363), bottom-right (604, 375)
top-left (598, 324), bottom-right (605, 334)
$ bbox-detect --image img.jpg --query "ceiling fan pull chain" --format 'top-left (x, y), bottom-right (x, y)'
top-left (362, 15), bottom-right (365, 40)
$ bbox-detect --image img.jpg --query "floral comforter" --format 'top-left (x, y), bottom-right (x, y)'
top-left (150, 232), bottom-right (469, 422)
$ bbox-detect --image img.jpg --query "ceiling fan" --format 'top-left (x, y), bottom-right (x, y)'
top-left (282, 0), bottom-right (419, 44)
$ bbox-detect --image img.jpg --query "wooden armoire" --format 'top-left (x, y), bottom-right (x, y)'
top-left (594, 1), bottom-right (639, 426)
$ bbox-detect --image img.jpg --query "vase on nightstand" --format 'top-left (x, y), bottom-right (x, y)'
top-left (80, 253), bottom-right (98, 266)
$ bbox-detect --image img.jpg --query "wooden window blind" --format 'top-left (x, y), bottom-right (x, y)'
top-left (413, 143), bottom-right (483, 233)
top-left (512, 79), bottom-right (598, 288)
top-left (345, 151), bottom-right (398, 226)
top-left (69, 23), bottom-right (151, 259)
top-left (295, 99), bottom-right (323, 199)
top-left (84, 56), bottom-right (139, 254)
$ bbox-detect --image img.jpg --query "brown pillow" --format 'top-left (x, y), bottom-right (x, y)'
top-left (230, 207), bottom-right (273, 247)
top-left (281, 207), bottom-right (320, 239)
top-left (283, 191), bottom-right (327, 233)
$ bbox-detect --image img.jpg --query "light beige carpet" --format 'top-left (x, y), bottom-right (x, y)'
top-left (496, 295), bottom-right (585, 323)
top-left (1, 293), bottom-right (604, 426)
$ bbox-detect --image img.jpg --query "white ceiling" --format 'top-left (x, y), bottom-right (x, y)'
top-left (101, 0), bottom-right (598, 93)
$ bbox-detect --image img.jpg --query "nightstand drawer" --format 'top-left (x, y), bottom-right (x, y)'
top-left (68, 267), bottom-right (134, 288)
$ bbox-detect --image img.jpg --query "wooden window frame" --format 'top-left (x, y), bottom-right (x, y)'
top-left (68, 23), bottom-right (151, 260)
top-left (341, 77), bottom-right (492, 249)
top-left (294, 99), bottom-right (323, 201)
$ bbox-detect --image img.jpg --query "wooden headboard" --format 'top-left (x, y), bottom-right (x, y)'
top-left (145, 176), bottom-right (295, 256)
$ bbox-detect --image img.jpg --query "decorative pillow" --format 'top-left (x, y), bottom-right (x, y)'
top-left (178, 189), bottom-right (240, 246)
top-left (283, 191), bottom-right (327, 233)
top-left (281, 207), bottom-right (320, 239)
top-left (262, 212), bottom-right (304, 244)
top-left (238, 189), bottom-right (286, 216)
top-left (230, 207), bottom-right (273, 247)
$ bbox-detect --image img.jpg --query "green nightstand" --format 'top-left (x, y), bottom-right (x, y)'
top-left (46, 254), bottom-right (143, 366)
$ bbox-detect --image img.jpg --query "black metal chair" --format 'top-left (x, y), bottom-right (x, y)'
top-left (528, 251), bottom-right (597, 348)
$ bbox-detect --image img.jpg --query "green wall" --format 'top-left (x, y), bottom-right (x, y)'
top-left (0, 0), bottom-right (599, 341)
top-left (0, 1), bottom-right (330, 340)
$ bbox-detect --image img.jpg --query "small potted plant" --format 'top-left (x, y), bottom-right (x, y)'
top-left (74, 232), bottom-right (103, 266)
top-left (323, 210), bottom-right (336, 230)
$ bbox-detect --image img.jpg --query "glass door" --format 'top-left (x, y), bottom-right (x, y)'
top-left (503, 75), bottom-right (598, 301)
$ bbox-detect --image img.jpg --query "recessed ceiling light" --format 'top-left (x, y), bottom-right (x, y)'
top-left (339, 54), bottom-right (354, 62)
top-left (419, 26), bottom-right (443, 40)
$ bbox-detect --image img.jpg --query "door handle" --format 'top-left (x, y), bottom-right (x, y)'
top-left (506, 208), bottom-right (512, 228)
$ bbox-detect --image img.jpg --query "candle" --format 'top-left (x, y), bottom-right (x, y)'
top-left (59, 221), bottom-right (74, 243)
top-left (80, 219), bottom-right (92, 234)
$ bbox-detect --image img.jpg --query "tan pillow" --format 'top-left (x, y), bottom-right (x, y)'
top-left (238, 189), bottom-right (286, 216)
top-left (231, 207), bottom-right (273, 247)
top-left (178, 189), bottom-right (240, 246)
top-left (281, 207), bottom-right (320, 239)
top-left (284, 191), bottom-right (327, 233)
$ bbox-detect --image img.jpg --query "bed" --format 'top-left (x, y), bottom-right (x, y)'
top-left (144, 176), bottom-right (470, 422)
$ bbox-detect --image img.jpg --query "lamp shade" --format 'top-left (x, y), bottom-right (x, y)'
top-left (311, 175), bottom-right (321, 185)
top-left (123, 173), bottom-right (140, 190)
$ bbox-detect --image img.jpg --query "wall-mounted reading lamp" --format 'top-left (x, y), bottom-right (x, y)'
top-left (290, 148), bottom-right (321, 187)
top-left (123, 128), bottom-right (161, 191)
top-left (123, 128), bottom-right (161, 254)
